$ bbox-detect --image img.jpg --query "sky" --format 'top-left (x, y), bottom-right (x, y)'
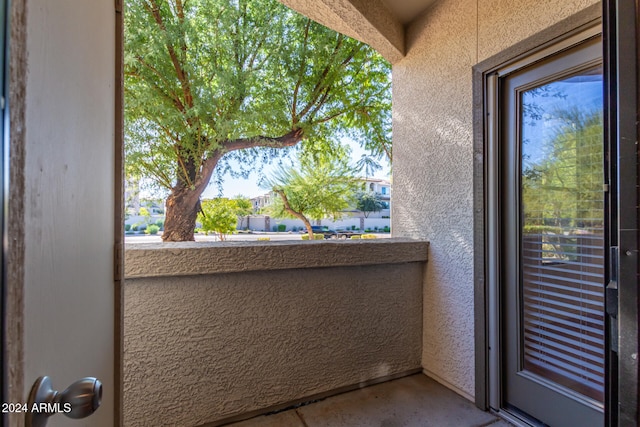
top-left (140, 138), bottom-right (391, 201)
top-left (203, 138), bottom-right (391, 199)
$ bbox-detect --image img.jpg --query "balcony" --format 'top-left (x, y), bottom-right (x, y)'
top-left (228, 374), bottom-right (508, 427)
top-left (122, 239), bottom-right (486, 426)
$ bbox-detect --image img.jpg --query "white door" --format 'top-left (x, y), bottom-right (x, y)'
top-left (14, 0), bottom-right (118, 426)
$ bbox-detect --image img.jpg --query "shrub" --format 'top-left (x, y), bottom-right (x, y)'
top-left (301, 233), bottom-right (324, 240)
top-left (138, 224), bottom-right (147, 232)
top-left (148, 225), bottom-right (160, 235)
top-left (361, 234), bottom-right (377, 239)
top-left (291, 226), bottom-right (298, 232)
top-left (155, 219), bottom-right (164, 229)
top-left (523, 225), bottom-right (563, 234)
top-left (277, 224), bottom-right (286, 232)
top-left (124, 224), bottom-right (131, 231)
top-left (257, 237), bottom-right (271, 241)
top-left (131, 223), bottom-right (139, 231)
top-left (272, 225), bottom-right (278, 232)
top-left (351, 225), bottom-right (356, 230)
top-left (383, 226), bottom-right (390, 232)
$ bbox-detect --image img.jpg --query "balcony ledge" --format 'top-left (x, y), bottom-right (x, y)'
top-left (124, 237), bottom-right (429, 279)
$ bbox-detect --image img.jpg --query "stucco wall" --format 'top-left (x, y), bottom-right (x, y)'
top-left (124, 240), bottom-right (426, 426)
top-left (392, 0), bottom-right (599, 399)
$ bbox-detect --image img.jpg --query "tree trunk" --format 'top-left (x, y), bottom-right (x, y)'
top-left (162, 185), bottom-right (201, 241)
top-left (161, 129), bottom-right (304, 241)
top-left (302, 218), bottom-right (314, 240)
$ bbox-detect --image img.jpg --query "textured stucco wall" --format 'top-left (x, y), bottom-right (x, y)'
top-left (392, 0), bottom-right (599, 399)
top-left (124, 242), bottom-right (426, 426)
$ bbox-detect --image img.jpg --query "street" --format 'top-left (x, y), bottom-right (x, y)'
top-left (125, 232), bottom-right (390, 243)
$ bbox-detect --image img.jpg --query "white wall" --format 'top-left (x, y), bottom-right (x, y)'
top-left (245, 215), bottom-right (390, 232)
top-left (392, 0), bottom-right (599, 399)
top-left (23, 0), bottom-right (115, 425)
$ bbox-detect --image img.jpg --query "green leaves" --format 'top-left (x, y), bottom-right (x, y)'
top-left (356, 191), bottom-right (385, 218)
top-left (125, 0), bottom-right (391, 190)
top-left (126, 0), bottom-right (391, 240)
top-left (264, 150), bottom-right (358, 222)
top-left (197, 198), bottom-right (239, 239)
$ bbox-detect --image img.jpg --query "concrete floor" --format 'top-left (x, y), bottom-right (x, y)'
top-left (227, 374), bottom-right (512, 427)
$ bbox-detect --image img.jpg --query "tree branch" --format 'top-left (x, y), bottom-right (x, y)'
top-left (292, 19), bottom-right (312, 123)
top-left (223, 128), bottom-right (304, 152)
top-left (273, 188), bottom-right (314, 237)
top-left (146, 0), bottom-right (194, 111)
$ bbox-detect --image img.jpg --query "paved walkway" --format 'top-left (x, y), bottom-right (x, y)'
top-left (227, 374), bottom-right (512, 427)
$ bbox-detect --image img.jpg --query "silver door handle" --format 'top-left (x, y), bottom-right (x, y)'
top-left (25, 376), bottom-right (102, 427)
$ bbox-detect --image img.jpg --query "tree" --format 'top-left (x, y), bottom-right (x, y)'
top-left (139, 206), bottom-right (152, 224)
top-left (233, 195), bottom-right (253, 229)
top-left (355, 153), bottom-right (382, 181)
top-left (264, 153), bottom-right (358, 239)
top-left (356, 191), bottom-right (385, 218)
top-left (197, 198), bottom-right (238, 240)
top-left (125, 0), bottom-right (391, 241)
top-left (522, 108), bottom-right (603, 229)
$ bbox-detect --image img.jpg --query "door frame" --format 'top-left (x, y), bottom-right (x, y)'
top-left (2, 1), bottom-right (125, 426)
top-left (0, 0), bottom-right (8, 424)
top-left (602, 0), bottom-right (639, 425)
top-left (5, 0), bottom-right (28, 425)
top-left (472, 2), bottom-right (638, 424)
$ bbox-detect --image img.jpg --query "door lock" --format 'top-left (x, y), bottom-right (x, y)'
top-left (25, 376), bottom-right (102, 427)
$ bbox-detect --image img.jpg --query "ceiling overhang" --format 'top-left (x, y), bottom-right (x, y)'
top-left (279, 0), bottom-right (437, 63)
top-left (279, 0), bottom-right (405, 63)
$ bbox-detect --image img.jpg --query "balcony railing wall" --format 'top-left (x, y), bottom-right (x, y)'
top-left (124, 239), bottom-right (428, 426)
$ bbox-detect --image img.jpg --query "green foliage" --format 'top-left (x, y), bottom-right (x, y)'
top-left (522, 109), bottom-right (603, 230)
top-left (301, 234), bottom-right (324, 240)
top-left (124, 0), bottom-right (391, 184)
top-left (355, 154), bottom-right (382, 179)
top-left (197, 198), bottom-right (238, 240)
top-left (356, 191), bottom-right (385, 218)
top-left (265, 151), bottom-right (358, 222)
top-left (139, 207), bottom-right (151, 223)
top-left (124, 224), bottom-right (132, 231)
top-left (148, 224), bottom-right (160, 235)
top-left (233, 195), bottom-right (254, 228)
top-left (522, 225), bottom-right (563, 234)
top-left (124, 0), bottom-right (391, 240)
top-left (383, 226), bottom-right (390, 232)
top-left (277, 224), bottom-right (286, 232)
top-left (155, 219), bottom-right (165, 229)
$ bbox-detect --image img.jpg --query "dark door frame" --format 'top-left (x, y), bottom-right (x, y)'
top-left (1, 0), bottom-right (9, 425)
top-left (473, 2), bottom-right (639, 425)
top-left (602, 0), bottom-right (639, 426)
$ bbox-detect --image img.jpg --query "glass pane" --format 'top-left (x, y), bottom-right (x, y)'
top-left (520, 66), bottom-right (604, 403)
